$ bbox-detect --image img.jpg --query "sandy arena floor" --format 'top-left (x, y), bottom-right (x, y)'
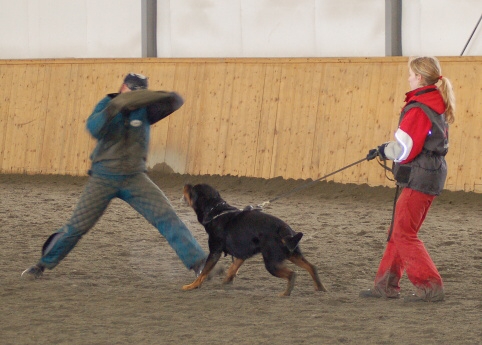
top-left (1, 173), bottom-right (481, 345)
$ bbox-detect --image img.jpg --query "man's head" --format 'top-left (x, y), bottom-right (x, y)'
top-left (123, 73), bottom-right (148, 91)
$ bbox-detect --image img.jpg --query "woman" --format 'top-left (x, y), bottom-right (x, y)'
top-left (361, 56), bottom-right (456, 302)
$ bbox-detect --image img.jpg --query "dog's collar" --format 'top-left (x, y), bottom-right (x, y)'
top-left (202, 201), bottom-right (240, 225)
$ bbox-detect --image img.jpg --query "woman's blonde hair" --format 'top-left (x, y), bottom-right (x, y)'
top-left (409, 56), bottom-right (455, 124)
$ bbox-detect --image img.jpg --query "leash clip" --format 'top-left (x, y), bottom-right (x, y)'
top-left (257, 201), bottom-right (270, 209)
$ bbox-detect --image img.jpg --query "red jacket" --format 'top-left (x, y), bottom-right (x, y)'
top-left (397, 85), bottom-right (446, 164)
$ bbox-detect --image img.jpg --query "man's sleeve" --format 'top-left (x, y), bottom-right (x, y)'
top-left (146, 92), bottom-right (184, 125)
top-left (86, 96), bottom-right (113, 139)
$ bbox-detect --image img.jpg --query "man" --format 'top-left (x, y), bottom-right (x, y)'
top-left (22, 73), bottom-right (207, 279)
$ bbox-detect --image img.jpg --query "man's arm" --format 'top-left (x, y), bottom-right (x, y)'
top-left (86, 96), bottom-right (114, 139)
top-left (146, 92), bottom-right (184, 125)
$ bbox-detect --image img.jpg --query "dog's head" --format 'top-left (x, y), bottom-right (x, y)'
top-left (183, 183), bottom-right (222, 211)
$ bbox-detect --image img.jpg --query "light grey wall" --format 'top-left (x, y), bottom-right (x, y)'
top-left (0, 0), bottom-right (480, 59)
top-left (402, 0), bottom-right (482, 56)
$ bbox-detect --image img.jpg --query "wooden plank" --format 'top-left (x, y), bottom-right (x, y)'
top-left (442, 63), bottom-right (465, 192)
top-left (254, 63), bottom-right (282, 179)
top-left (364, 61), bottom-right (387, 186)
top-left (2, 64), bottom-right (30, 173)
top-left (236, 63), bottom-right (265, 177)
top-left (164, 63), bottom-right (189, 174)
top-left (332, 64), bottom-right (356, 184)
top-left (463, 62), bottom-right (482, 192)
top-left (75, 63), bottom-right (102, 175)
top-left (283, 63), bottom-right (315, 180)
top-left (147, 62), bottom-right (177, 170)
top-left (56, 63), bottom-right (79, 175)
top-left (63, 63), bottom-right (93, 175)
top-left (195, 62), bottom-right (230, 175)
top-left (444, 61), bottom-right (481, 192)
top-left (19, 65), bottom-right (42, 174)
top-left (331, 63), bottom-right (350, 183)
top-left (309, 63), bottom-right (327, 181)
top-left (0, 64), bottom-right (15, 172)
top-left (270, 63), bottom-right (297, 178)
top-left (184, 62), bottom-right (206, 175)
top-left (352, 62), bottom-right (376, 185)
top-left (187, 62), bottom-right (221, 175)
top-left (214, 62), bottom-right (236, 175)
top-left (301, 63), bottom-right (324, 180)
top-left (164, 62), bottom-right (200, 174)
top-left (367, 61), bottom-right (401, 186)
top-left (222, 63), bottom-right (248, 176)
top-left (314, 62), bottom-right (337, 180)
top-left (37, 64), bottom-right (72, 174)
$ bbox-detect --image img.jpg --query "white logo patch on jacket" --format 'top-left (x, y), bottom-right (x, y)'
top-left (130, 120), bottom-right (142, 127)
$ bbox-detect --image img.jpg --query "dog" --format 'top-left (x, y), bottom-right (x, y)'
top-left (182, 183), bottom-right (327, 296)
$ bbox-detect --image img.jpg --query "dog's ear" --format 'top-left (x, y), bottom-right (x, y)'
top-left (183, 184), bottom-right (196, 207)
top-left (188, 186), bottom-right (198, 204)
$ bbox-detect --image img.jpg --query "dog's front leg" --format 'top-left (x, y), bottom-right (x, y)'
top-left (182, 252), bottom-right (222, 291)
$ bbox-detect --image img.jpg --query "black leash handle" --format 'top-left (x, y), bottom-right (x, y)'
top-left (257, 157), bottom-right (367, 208)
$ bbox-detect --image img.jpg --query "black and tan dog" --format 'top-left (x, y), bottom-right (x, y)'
top-left (182, 183), bottom-right (327, 296)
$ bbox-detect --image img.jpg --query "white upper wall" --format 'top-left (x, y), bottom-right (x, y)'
top-left (0, 0), bottom-right (481, 59)
top-left (403, 0), bottom-right (482, 56)
top-left (0, 0), bottom-right (141, 59)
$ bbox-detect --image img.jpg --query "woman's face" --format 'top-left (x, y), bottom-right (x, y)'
top-left (408, 67), bottom-right (422, 90)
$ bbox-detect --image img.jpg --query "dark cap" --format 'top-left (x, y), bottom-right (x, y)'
top-left (123, 73), bottom-right (148, 90)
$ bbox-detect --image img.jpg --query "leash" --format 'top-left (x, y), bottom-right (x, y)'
top-left (386, 185), bottom-right (400, 242)
top-left (257, 157), bottom-right (367, 209)
top-left (371, 155), bottom-right (400, 242)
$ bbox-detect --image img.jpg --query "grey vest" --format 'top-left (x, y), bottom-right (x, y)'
top-left (392, 101), bottom-right (449, 196)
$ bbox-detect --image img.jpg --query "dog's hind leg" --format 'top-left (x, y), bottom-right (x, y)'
top-left (289, 253), bottom-right (327, 292)
top-left (264, 261), bottom-right (296, 297)
top-left (222, 258), bottom-right (244, 284)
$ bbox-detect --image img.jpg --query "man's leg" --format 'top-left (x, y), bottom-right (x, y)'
top-left (23, 176), bottom-right (117, 277)
top-left (121, 173), bottom-right (206, 270)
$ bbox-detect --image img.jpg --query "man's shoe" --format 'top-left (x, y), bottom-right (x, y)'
top-left (359, 288), bottom-right (400, 299)
top-left (191, 259), bottom-right (205, 278)
top-left (21, 265), bottom-right (44, 279)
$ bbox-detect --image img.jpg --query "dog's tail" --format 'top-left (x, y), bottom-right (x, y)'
top-left (283, 232), bottom-right (303, 251)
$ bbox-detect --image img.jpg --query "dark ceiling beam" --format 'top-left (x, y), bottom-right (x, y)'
top-left (385, 0), bottom-right (402, 56)
top-left (142, 0), bottom-right (157, 57)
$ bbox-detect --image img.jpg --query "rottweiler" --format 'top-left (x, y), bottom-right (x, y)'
top-left (182, 183), bottom-right (327, 296)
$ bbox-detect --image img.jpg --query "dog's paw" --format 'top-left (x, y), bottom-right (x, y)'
top-left (182, 282), bottom-right (201, 291)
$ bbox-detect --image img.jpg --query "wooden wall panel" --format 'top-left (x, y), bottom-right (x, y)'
top-left (147, 62), bottom-right (177, 168)
top-left (254, 63), bottom-right (282, 179)
top-left (0, 57), bottom-right (480, 193)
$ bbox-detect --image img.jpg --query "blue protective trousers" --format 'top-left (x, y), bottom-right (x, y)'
top-left (38, 173), bottom-right (206, 270)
